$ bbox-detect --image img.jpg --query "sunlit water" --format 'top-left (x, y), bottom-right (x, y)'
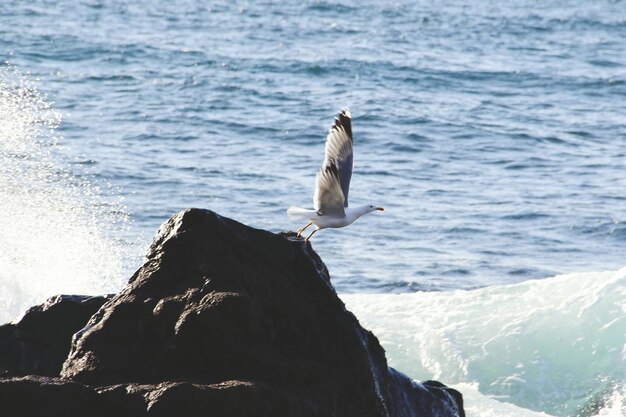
top-left (1, 1), bottom-right (625, 416)
top-left (343, 268), bottom-right (626, 417)
top-left (0, 67), bottom-right (135, 320)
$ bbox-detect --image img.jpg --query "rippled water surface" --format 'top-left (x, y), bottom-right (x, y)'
top-left (2, 2), bottom-right (626, 416)
top-left (2, 1), bottom-right (625, 291)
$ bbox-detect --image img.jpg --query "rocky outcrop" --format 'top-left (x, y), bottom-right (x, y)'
top-left (0, 294), bottom-right (111, 377)
top-left (0, 209), bottom-right (464, 417)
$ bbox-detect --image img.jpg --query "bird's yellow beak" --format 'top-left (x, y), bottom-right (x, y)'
top-left (376, 207), bottom-right (384, 211)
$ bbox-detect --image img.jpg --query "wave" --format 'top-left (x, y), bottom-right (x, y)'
top-left (341, 268), bottom-right (626, 417)
top-left (0, 66), bottom-right (137, 323)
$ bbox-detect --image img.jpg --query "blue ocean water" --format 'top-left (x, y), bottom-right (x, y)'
top-left (1, 1), bottom-right (625, 416)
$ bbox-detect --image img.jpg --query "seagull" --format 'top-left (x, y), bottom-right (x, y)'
top-left (287, 109), bottom-right (384, 241)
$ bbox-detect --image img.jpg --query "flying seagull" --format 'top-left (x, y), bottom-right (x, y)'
top-left (288, 109), bottom-right (384, 241)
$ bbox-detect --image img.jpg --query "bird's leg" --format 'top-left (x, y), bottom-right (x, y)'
top-left (296, 221), bottom-right (313, 237)
top-left (304, 228), bottom-right (319, 242)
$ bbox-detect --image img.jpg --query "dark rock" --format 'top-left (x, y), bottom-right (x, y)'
top-left (0, 376), bottom-right (108, 417)
top-left (96, 380), bottom-right (329, 417)
top-left (388, 373), bottom-right (466, 417)
top-left (0, 294), bottom-right (111, 377)
top-left (57, 208), bottom-right (464, 417)
top-left (0, 209), bottom-right (464, 416)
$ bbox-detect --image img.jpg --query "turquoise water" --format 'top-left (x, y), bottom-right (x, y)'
top-left (1, 1), bottom-right (625, 416)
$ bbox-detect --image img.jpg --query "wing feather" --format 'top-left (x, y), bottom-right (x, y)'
top-left (314, 164), bottom-right (345, 216)
top-left (322, 109), bottom-right (353, 207)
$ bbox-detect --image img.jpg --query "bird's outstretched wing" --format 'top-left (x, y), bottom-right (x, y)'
top-left (314, 109), bottom-right (353, 214)
top-left (314, 163), bottom-right (345, 216)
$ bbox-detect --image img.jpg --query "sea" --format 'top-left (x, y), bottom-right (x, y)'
top-left (0, 1), bottom-right (624, 416)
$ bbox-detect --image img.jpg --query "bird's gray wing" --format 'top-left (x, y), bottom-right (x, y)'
top-left (314, 163), bottom-right (346, 216)
top-left (322, 109), bottom-right (353, 207)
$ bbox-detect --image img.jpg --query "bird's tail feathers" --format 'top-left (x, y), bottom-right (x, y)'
top-left (287, 206), bottom-right (315, 220)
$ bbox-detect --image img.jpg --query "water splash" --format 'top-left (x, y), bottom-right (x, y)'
top-left (0, 65), bottom-right (135, 323)
top-left (593, 388), bottom-right (626, 417)
top-left (341, 268), bottom-right (626, 417)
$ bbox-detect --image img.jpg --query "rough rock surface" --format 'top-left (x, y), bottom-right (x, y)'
top-left (1, 209), bottom-right (464, 417)
top-left (0, 295), bottom-right (111, 377)
top-left (0, 375), bottom-right (108, 417)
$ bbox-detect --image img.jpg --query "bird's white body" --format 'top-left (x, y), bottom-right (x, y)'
top-left (287, 205), bottom-right (381, 229)
top-left (287, 109), bottom-right (383, 240)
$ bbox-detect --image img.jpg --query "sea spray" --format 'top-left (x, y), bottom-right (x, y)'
top-left (341, 268), bottom-right (626, 417)
top-left (0, 66), bottom-right (136, 323)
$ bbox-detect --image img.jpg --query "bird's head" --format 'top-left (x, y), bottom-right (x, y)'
top-left (366, 204), bottom-right (385, 214)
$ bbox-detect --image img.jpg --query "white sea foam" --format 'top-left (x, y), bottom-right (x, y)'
top-left (341, 268), bottom-right (626, 417)
top-left (0, 66), bottom-right (134, 323)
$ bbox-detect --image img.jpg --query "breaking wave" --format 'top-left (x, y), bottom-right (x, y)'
top-left (342, 268), bottom-right (626, 417)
